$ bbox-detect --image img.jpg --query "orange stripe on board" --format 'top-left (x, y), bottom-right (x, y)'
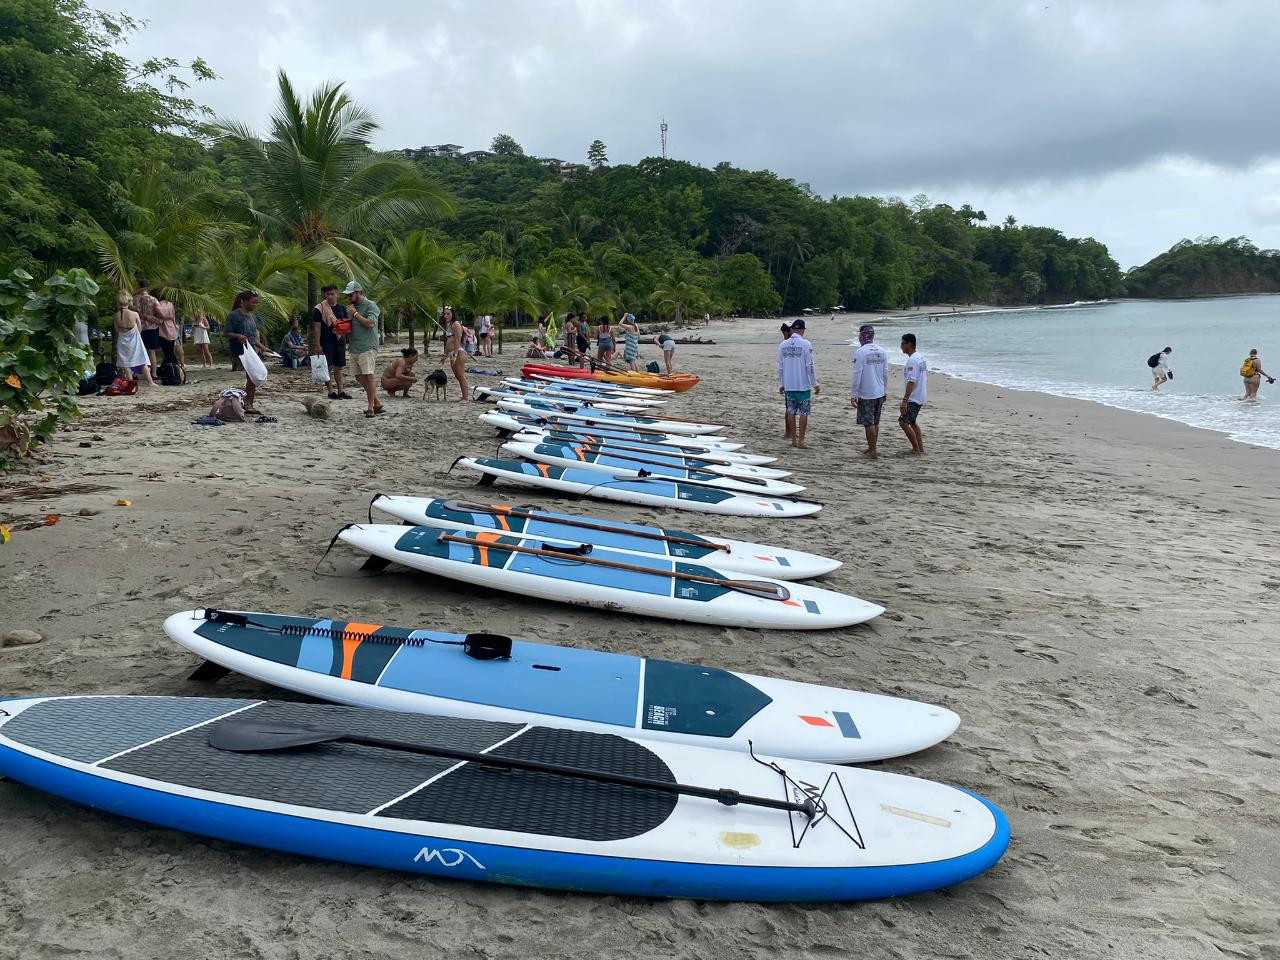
top-left (340, 622), bottom-right (380, 679)
top-left (474, 531), bottom-right (503, 568)
top-left (799, 715), bottom-right (834, 728)
top-left (537, 464), bottom-right (551, 478)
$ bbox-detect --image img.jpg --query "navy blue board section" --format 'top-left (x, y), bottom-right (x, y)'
top-left (471, 458), bottom-right (737, 506)
top-left (640, 661), bottom-right (773, 738)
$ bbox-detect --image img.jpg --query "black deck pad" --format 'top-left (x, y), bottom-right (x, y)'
top-left (105, 702), bottom-right (524, 815)
top-left (380, 726), bottom-right (678, 841)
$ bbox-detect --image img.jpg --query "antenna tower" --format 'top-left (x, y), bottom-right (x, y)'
top-left (660, 118), bottom-right (668, 159)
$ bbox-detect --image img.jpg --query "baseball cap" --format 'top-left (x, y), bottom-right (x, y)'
top-left (342, 281), bottom-right (362, 295)
top-left (791, 318), bottom-right (806, 330)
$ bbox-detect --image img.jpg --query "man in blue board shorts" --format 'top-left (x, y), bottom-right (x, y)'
top-left (850, 323), bottom-right (888, 458)
top-left (777, 318), bottom-right (819, 448)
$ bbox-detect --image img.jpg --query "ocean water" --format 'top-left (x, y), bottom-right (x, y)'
top-left (871, 296), bottom-right (1280, 450)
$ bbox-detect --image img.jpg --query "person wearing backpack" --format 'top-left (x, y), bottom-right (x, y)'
top-left (1240, 348), bottom-right (1275, 401)
top-left (1147, 346), bottom-right (1173, 391)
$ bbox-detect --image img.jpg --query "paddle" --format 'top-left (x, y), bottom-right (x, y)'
top-left (518, 442), bottom-right (775, 488)
top-left (435, 531), bottom-right (790, 601)
top-left (208, 717), bottom-right (817, 819)
top-left (438, 498), bottom-right (731, 553)
top-left (529, 432), bottom-right (751, 469)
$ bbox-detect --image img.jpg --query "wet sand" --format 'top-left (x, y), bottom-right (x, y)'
top-left (1, 315), bottom-right (1277, 959)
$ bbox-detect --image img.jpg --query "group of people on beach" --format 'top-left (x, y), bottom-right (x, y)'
top-left (111, 281), bottom-right (215, 388)
top-left (776, 320), bottom-right (927, 457)
top-left (530, 311), bottom-right (676, 375)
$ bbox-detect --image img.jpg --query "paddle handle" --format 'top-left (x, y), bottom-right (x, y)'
top-left (436, 532), bottom-right (787, 600)
top-left (346, 732), bottom-right (814, 818)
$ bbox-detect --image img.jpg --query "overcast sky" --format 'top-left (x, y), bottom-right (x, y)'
top-left (111, 0), bottom-right (1280, 269)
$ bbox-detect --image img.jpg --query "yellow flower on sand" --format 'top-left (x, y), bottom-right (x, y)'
top-left (4, 374), bottom-right (20, 389)
top-left (0, 525), bottom-right (11, 544)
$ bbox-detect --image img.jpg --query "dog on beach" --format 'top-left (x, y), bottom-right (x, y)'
top-left (422, 368), bottom-right (448, 401)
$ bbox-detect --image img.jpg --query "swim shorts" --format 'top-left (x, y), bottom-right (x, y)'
top-left (323, 338), bottom-right (347, 369)
top-left (784, 390), bottom-right (812, 417)
top-left (352, 349), bottom-right (378, 377)
top-left (856, 396), bottom-right (885, 426)
top-left (899, 401), bottom-right (923, 425)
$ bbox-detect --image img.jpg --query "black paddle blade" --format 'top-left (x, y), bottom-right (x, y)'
top-left (187, 660), bottom-right (231, 683)
top-left (208, 718), bottom-right (342, 753)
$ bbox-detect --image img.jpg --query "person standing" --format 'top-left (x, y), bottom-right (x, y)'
top-left (849, 323), bottom-right (888, 458)
top-left (113, 291), bottom-right (156, 387)
top-left (619, 311), bottom-right (640, 370)
top-left (154, 290), bottom-right (182, 378)
top-left (1240, 348), bottom-right (1275, 401)
top-left (777, 318), bottom-right (819, 448)
top-left (575, 312), bottom-right (590, 367)
top-left (1148, 346), bottom-right (1173, 391)
top-left (225, 291), bottom-right (268, 414)
top-left (191, 313), bottom-right (212, 367)
top-left (898, 332), bottom-right (928, 454)
top-left (477, 314), bottom-right (494, 358)
top-left (132, 280), bottom-right (162, 376)
top-left (310, 285), bottom-right (350, 400)
top-left (345, 281), bottom-right (383, 417)
top-left (596, 315), bottom-right (614, 366)
top-left (443, 305), bottom-right (470, 402)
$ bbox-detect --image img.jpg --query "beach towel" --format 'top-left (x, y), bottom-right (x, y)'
top-left (115, 327), bottom-right (149, 370)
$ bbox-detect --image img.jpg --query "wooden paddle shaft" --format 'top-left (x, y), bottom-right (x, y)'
top-left (444, 499), bottom-right (730, 553)
top-left (436, 532), bottom-right (787, 599)
top-left (521, 443), bottom-right (770, 488)
top-left (537, 433), bottom-right (734, 467)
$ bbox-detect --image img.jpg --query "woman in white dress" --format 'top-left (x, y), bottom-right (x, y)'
top-left (114, 291), bottom-right (156, 386)
top-left (191, 314), bottom-right (212, 367)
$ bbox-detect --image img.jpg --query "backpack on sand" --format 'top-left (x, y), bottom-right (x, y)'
top-left (210, 393), bottom-right (246, 422)
top-left (94, 362), bottom-right (118, 386)
top-left (102, 377), bottom-right (138, 397)
top-left (157, 361), bottom-right (184, 386)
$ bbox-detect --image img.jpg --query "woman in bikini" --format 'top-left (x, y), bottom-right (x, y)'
top-left (443, 306), bottom-right (470, 402)
top-left (596, 316), bottom-right (614, 366)
top-left (381, 348), bottom-right (420, 397)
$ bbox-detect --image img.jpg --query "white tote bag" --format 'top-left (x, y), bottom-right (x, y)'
top-left (310, 353), bottom-right (330, 384)
top-left (241, 347), bottom-right (269, 387)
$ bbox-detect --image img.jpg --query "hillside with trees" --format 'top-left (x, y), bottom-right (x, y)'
top-left (1, 0), bottom-right (1127, 358)
top-left (1124, 237), bottom-right (1280, 298)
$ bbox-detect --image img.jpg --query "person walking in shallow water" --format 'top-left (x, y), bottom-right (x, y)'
top-left (1148, 346), bottom-right (1173, 391)
top-left (1239, 348), bottom-right (1275, 401)
top-left (898, 332), bottom-right (928, 454)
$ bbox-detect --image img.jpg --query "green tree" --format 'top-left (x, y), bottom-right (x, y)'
top-left (490, 133), bottom-right (524, 157)
top-left (652, 260), bottom-right (709, 325)
top-left (587, 139), bottom-right (608, 169)
top-left (216, 70), bottom-right (453, 310)
top-left (715, 253), bottom-right (780, 315)
top-left (368, 231), bottom-right (460, 348)
top-left (0, 0), bottom-right (216, 266)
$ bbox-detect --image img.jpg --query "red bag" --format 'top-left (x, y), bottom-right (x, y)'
top-left (102, 376), bottom-right (138, 396)
top-left (332, 318), bottom-right (352, 337)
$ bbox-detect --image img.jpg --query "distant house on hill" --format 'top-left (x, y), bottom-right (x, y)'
top-left (558, 162), bottom-right (586, 176)
top-left (425, 144), bottom-right (463, 158)
top-left (462, 149), bottom-right (497, 163)
top-left (536, 157), bottom-right (563, 168)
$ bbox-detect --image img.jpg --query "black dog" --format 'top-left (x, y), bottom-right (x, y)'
top-left (423, 368), bottom-right (448, 400)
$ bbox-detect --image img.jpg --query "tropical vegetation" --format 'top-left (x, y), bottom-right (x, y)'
top-left (1124, 237), bottom-right (1280, 298)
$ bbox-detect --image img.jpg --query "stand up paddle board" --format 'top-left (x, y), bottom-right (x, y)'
top-left (505, 377), bottom-right (671, 401)
top-left (498, 381), bottom-right (669, 407)
top-left (508, 432), bottom-right (791, 480)
top-left (0, 695), bottom-right (1007, 900)
top-left (164, 608), bottom-right (955, 762)
top-left (456, 457), bottom-right (823, 517)
top-left (479, 411), bottom-right (752, 455)
top-left (337, 524), bottom-right (876, 628)
top-left (369, 496), bottom-right (839, 579)
top-left (497, 399), bottom-right (723, 436)
top-left (501, 440), bottom-right (806, 497)
top-left (475, 387), bottom-right (655, 415)
top-left (529, 373), bottom-right (674, 396)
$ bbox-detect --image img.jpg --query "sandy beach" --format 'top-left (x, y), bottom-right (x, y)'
top-left (1, 315), bottom-right (1278, 959)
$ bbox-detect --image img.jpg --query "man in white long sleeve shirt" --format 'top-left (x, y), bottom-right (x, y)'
top-left (898, 332), bottom-right (928, 454)
top-left (850, 323), bottom-right (889, 458)
top-left (777, 319), bottom-right (819, 447)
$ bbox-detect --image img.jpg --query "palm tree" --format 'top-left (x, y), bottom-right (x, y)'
top-left (85, 162), bottom-right (241, 311)
top-left (780, 228), bottom-right (813, 311)
top-left (651, 261), bottom-right (708, 326)
top-left (194, 236), bottom-right (324, 341)
top-left (216, 70), bottom-right (453, 310)
top-left (367, 232), bottom-right (459, 350)
top-left (454, 258), bottom-right (517, 352)
top-left (559, 207), bottom-right (599, 249)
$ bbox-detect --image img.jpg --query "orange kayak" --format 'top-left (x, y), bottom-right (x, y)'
top-left (521, 364), bottom-right (700, 392)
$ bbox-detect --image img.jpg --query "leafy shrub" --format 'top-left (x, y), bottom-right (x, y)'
top-left (0, 268), bottom-right (97, 470)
